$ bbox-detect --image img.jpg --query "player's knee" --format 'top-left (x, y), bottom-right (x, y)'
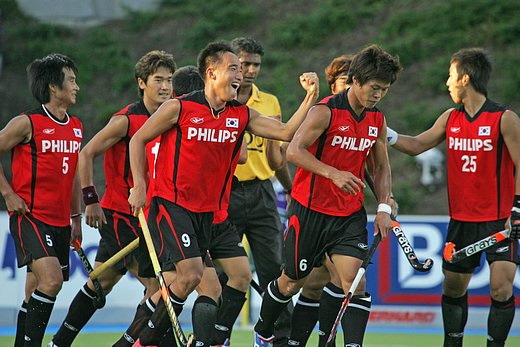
top-left (229, 269), bottom-right (253, 292)
top-left (182, 271), bottom-right (203, 290)
top-left (197, 279), bottom-right (222, 301)
top-left (39, 276), bottom-right (64, 296)
top-left (304, 273), bottom-right (329, 291)
top-left (301, 276), bottom-right (327, 299)
top-left (442, 280), bottom-right (467, 298)
top-left (354, 277), bottom-right (367, 295)
top-left (96, 277), bottom-right (117, 294)
top-left (278, 280), bottom-right (301, 297)
top-left (301, 285), bottom-right (322, 300)
top-left (144, 283), bottom-right (159, 299)
top-left (490, 284), bottom-right (513, 302)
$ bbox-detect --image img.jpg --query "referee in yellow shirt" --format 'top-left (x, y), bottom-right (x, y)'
top-left (229, 37), bottom-right (293, 347)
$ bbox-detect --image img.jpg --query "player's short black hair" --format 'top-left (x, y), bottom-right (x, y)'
top-left (172, 65), bottom-right (204, 96)
top-left (197, 41), bottom-right (235, 81)
top-left (230, 37), bottom-right (264, 56)
top-left (26, 53), bottom-right (78, 104)
top-left (451, 48), bottom-right (491, 97)
top-left (347, 45), bottom-right (402, 86)
top-left (135, 50), bottom-right (176, 97)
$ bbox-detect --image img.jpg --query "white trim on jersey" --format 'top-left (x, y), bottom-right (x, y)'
top-left (42, 104), bottom-right (70, 125)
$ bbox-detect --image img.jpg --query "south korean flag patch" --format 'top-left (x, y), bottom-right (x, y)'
top-left (73, 128), bottom-right (83, 138)
top-left (478, 126), bottom-right (490, 136)
top-left (226, 118), bottom-right (239, 128)
top-left (368, 126), bottom-right (378, 137)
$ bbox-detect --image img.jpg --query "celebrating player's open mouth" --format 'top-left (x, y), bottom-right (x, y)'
top-left (231, 81), bottom-right (240, 99)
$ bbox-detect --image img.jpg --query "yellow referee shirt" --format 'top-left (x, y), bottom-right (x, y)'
top-left (235, 84), bottom-right (282, 181)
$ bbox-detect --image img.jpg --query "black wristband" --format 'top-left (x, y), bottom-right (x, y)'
top-left (514, 195), bottom-right (520, 209)
top-left (71, 213), bottom-right (82, 219)
top-left (82, 186), bottom-right (99, 205)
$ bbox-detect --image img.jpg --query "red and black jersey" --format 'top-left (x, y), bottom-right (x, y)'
top-left (213, 209), bottom-right (228, 224)
top-left (101, 100), bottom-right (156, 215)
top-left (446, 99), bottom-right (514, 222)
top-left (319, 94), bottom-right (334, 103)
top-left (292, 91), bottom-right (384, 216)
top-left (153, 90), bottom-right (249, 213)
top-left (11, 106), bottom-right (82, 227)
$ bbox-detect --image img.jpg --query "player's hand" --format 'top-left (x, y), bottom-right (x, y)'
top-left (299, 72), bottom-right (319, 97)
top-left (389, 196), bottom-right (399, 217)
top-left (3, 191), bottom-right (29, 214)
top-left (85, 203), bottom-right (107, 229)
top-left (329, 169), bottom-right (365, 194)
top-left (285, 192), bottom-right (292, 207)
top-left (70, 217), bottom-right (82, 246)
top-left (508, 209), bottom-right (520, 239)
top-left (128, 185), bottom-right (146, 217)
top-left (374, 211), bottom-right (392, 239)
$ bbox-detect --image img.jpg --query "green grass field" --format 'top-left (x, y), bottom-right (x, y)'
top-left (1, 330), bottom-right (519, 346)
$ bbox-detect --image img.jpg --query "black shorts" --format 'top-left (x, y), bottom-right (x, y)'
top-left (283, 200), bottom-right (368, 280)
top-left (95, 209), bottom-right (141, 274)
top-left (10, 213), bottom-right (71, 280)
top-left (138, 197), bottom-right (213, 278)
top-left (443, 218), bottom-right (519, 273)
top-left (209, 218), bottom-right (247, 260)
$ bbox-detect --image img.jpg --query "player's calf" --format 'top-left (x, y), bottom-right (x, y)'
top-left (211, 285), bottom-right (247, 345)
top-left (487, 295), bottom-right (515, 347)
top-left (288, 294), bottom-right (320, 346)
top-left (254, 280), bottom-right (293, 339)
top-left (442, 293), bottom-right (468, 347)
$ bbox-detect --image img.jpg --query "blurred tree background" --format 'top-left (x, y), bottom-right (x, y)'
top-left (0, 0), bottom-right (519, 214)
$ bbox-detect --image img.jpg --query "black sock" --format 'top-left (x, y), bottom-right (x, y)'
top-left (113, 299), bottom-right (156, 347)
top-left (140, 291), bottom-right (184, 346)
top-left (342, 292), bottom-right (372, 346)
top-left (158, 306), bottom-right (184, 347)
top-left (442, 292), bottom-right (468, 347)
top-left (487, 295), bottom-right (515, 347)
top-left (318, 283), bottom-right (344, 347)
top-left (288, 294), bottom-right (319, 346)
top-left (212, 285), bottom-right (246, 345)
top-left (158, 328), bottom-right (178, 347)
top-left (192, 295), bottom-right (218, 347)
top-left (273, 299), bottom-right (293, 347)
top-left (254, 280), bottom-right (292, 339)
top-left (24, 289), bottom-right (56, 347)
top-left (14, 301), bottom-right (27, 347)
top-left (53, 284), bottom-right (99, 346)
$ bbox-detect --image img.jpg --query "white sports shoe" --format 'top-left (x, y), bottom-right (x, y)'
top-left (253, 332), bottom-right (274, 347)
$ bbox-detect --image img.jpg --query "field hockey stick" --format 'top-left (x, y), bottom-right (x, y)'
top-left (89, 237), bottom-right (139, 280)
top-left (250, 279), bottom-right (264, 295)
top-left (137, 209), bottom-right (193, 347)
top-left (443, 228), bottom-right (510, 263)
top-left (325, 233), bottom-right (382, 346)
top-left (364, 171), bottom-right (434, 272)
top-left (73, 240), bottom-right (106, 308)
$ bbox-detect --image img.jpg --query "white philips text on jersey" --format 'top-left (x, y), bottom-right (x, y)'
top-left (330, 135), bottom-right (376, 152)
top-left (447, 137), bottom-right (493, 152)
top-left (187, 127), bottom-right (239, 143)
top-left (41, 140), bottom-right (81, 153)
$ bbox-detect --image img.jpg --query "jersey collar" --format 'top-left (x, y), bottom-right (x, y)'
top-left (247, 84), bottom-right (261, 105)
